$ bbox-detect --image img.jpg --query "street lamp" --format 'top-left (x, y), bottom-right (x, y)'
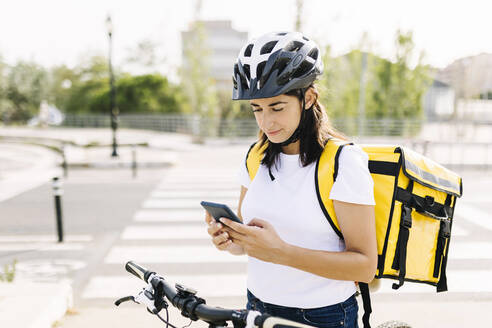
top-left (106, 14), bottom-right (118, 157)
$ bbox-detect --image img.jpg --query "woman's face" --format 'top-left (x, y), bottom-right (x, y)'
top-left (249, 94), bottom-right (302, 144)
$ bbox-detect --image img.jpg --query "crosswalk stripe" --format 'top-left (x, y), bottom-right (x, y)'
top-left (133, 209), bottom-right (204, 222)
top-left (451, 224), bottom-right (468, 236)
top-left (82, 268), bottom-right (490, 299)
top-left (0, 235), bottom-right (93, 242)
top-left (155, 185), bottom-right (239, 192)
top-left (0, 243), bottom-right (86, 251)
top-left (121, 225), bottom-right (208, 240)
top-left (161, 177), bottom-right (237, 183)
top-left (104, 246), bottom-right (247, 264)
top-left (455, 202), bottom-right (492, 231)
top-left (82, 274), bottom-right (247, 299)
top-left (143, 199), bottom-right (238, 210)
top-left (163, 169), bottom-right (238, 175)
top-left (156, 182), bottom-right (239, 190)
top-left (376, 269), bottom-right (491, 293)
top-left (151, 190), bottom-right (239, 199)
top-left (448, 241), bottom-right (492, 260)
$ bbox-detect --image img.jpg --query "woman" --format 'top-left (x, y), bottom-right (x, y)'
top-left (205, 31), bottom-right (377, 328)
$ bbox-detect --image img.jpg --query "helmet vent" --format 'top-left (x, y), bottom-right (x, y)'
top-left (256, 61), bottom-right (266, 80)
top-left (244, 44), bottom-right (253, 57)
top-left (307, 48), bottom-right (319, 60)
top-left (260, 41), bottom-right (278, 55)
top-left (284, 41), bottom-right (304, 52)
top-left (240, 74), bottom-right (249, 90)
top-left (277, 32), bottom-right (287, 36)
top-left (302, 36), bottom-right (309, 41)
top-left (243, 64), bottom-right (251, 81)
top-left (275, 57), bottom-right (289, 74)
top-left (292, 60), bottom-right (312, 78)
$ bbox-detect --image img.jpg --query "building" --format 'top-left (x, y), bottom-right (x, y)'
top-left (436, 53), bottom-right (492, 99)
top-left (181, 20), bottom-right (248, 91)
top-left (423, 79), bottom-right (455, 119)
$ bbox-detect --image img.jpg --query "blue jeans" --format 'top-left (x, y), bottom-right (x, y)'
top-left (246, 289), bottom-right (359, 328)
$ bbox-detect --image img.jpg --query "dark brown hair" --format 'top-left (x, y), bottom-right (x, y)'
top-left (258, 83), bottom-right (347, 171)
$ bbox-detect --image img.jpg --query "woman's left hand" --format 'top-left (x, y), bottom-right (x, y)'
top-left (219, 218), bottom-right (287, 264)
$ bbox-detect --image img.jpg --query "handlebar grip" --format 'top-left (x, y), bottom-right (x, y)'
top-left (125, 261), bottom-right (154, 283)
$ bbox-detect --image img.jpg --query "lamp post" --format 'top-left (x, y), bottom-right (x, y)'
top-left (106, 15), bottom-right (118, 157)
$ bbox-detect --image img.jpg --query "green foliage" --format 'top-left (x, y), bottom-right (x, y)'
top-left (114, 74), bottom-right (181, 113)
top-left (0, 28), bottom-right (432, 127)
top-left (1, 61), bottom-right (49, 122)
top-left (320, 30), bottom-right (431, 124)
top-left (0, 259), bottom-right (17, 283)
top-left (367, 30), bottom-right (431, 121)
top-left (59, 56), bottom-right (181, 114)
top-left (179, 21), bottom-right (218, 117)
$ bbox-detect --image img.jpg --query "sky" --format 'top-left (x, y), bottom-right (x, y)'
top-left (1, 0), bottom-right (491, 79)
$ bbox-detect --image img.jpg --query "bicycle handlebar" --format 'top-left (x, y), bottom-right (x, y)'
top-left (121, 261), bottom-right (314, 328)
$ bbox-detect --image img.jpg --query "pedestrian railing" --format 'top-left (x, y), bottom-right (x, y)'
top-left (62, 114), bottom-right (424, 138)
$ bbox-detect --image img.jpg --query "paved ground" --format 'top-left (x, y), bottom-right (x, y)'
top-left (1, 128), bottom-right (491, 327)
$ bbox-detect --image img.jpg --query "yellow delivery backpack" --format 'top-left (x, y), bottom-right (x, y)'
top-left (245, 138), bottom-right (463, 327)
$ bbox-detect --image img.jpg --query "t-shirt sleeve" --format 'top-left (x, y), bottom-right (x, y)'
top-left (329, 145), bottom-right (376, 205)
top-left (237, 157), bottom-right (251, 189)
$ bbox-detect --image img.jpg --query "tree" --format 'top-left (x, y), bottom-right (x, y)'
top-left (125, 39), bottom-right (166, 75)
top-left (295, 0), bottom-right (304, 31)
top-left (367, 30), bottom-right (431, 120)
top-left (112, 74), bottom-right (181, 113)
top-left (3, 61), bottom-right (49, 122)
top-left (319, 30), bottom-right (431, 136)
top-left (63, 56), bottom-right (110, 114)
top-left (319, 46), bottom-right (366, 119)
top-left (0, 55), bottom-right (7, 122)
top-left (179, 21), bottom-right (218, 117)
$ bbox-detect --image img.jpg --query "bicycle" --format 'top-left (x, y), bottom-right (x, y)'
top-left (115, 261), bottom-right (315, 328)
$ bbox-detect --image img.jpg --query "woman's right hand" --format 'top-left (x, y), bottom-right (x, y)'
top-left (205, 211), bottom-right (245, 255)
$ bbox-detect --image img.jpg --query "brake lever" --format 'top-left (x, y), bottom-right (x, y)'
top-left (115, 280), bottom-right (167, 315)
top-left (114, 295), bottom-right (135, 306)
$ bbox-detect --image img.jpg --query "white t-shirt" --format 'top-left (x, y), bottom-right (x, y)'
top-left (237, 144), bottom-right (375, 308)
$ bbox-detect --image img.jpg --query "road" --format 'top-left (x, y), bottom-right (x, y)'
top-left (0, 144), bottom-right (491, 327)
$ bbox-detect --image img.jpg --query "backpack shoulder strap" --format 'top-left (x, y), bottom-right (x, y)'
top-left (245, 141), bottom-right (268, 181)
top-left (316, 138), bottom-right (353, 239)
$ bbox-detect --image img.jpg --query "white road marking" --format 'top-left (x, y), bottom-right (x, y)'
top-left (451, 224), bottom-right (468, 237)
top-left (376, 270), bottom-right (491, 293)
top-left (454, 203), bottom-right (492, 231)
top-left (0, 243), bottom-right (85, 251)
top-left (151, 190), bottom-right (239, 199)
top-left (121, 225), bottom-right (208, 240)
top-left (0, 235), bottom-right (93, 242)
top-left (104, 245), bottom-right (247, 264)
top-left (448, 241), bottom-right (492, 260)
top-left (82, 274), bottom-right (247, 299)
top-left (161, 176), bottom-right (236, 183)
top-left (143, 199), bottom-right (238, 210)
top-left (162, 169), bottom-right (238, 176)
top-left (133, 209), bottom-right (204, 222)
top-left (156, 182), bottom-right (239, 190)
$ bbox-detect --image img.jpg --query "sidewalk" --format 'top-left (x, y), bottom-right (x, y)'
top-left (0, 280), bottom-right (73, 328)
top-left (0, 127), bottom-right (198, 328)
top-left (0, 127), bottom-right (200, 168)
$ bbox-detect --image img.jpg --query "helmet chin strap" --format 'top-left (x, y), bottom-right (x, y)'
top-left (267, 89), bottom-right (307, 181)
top-left (272, 89), bottom-right (307, 147)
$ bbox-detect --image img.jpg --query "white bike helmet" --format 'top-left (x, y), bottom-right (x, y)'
top-left (232, 31), bottom-right (323, 100)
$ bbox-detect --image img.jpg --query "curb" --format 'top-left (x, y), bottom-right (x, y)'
top-left (0, 280), bottom-right (73, 328)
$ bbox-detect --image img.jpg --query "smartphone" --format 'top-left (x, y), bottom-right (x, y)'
top-left (200, 201), bottom-right (243, 224)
